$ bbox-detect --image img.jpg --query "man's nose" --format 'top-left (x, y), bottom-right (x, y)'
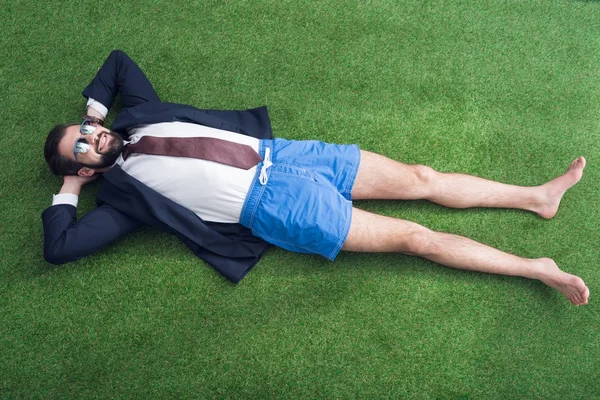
top-left (86, 130), bottom-right (102, 144)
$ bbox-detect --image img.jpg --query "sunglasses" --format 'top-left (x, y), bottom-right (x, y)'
top-left (73, 119), bottom-right (99, 160)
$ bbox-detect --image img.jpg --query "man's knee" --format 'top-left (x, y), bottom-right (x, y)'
top-left (413, 165), bottom-right (437, 186)
top-left (403, 227), bottom-right (436, 257)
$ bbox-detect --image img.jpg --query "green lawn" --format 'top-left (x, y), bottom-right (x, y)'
top-left (1, 0), bottom-right (599, 398)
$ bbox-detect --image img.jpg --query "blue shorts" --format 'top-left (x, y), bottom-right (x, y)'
top-left (240, 139), bottom-right (360, 260)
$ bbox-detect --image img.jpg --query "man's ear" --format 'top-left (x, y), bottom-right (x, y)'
top-left (77, 167), bottom-right (96, 177)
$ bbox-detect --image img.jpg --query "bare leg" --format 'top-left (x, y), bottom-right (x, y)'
top-left (352, 151), bottom-right (586, 219)
top-left (342, 208), bottom-right (590, 306)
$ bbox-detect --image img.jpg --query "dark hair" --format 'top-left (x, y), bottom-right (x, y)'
top-left (44, 124), bottom-right (85, 176)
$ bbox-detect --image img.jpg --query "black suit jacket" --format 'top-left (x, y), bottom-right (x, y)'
top-left (42, 50), bottom-right (272, 283)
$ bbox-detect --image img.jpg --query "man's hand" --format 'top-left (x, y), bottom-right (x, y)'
top-left (59, 174), bottom-right (98, 196)
top-left (85, 106), bottom-right (105, 125)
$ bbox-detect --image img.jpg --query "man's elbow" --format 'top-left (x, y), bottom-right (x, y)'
top-left (43, 245), bottom-right (79, 265)
top-left (43, 249), bottom-right (68, 265)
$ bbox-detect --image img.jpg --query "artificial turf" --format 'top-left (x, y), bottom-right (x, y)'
top-left (1, 0), bottom-right (599, 398)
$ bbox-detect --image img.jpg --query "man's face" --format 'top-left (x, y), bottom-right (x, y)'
top-left (58, 124), bottom-right (124, 171)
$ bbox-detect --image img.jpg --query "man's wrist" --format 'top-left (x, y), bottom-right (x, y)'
top-left (52, 193), bottom-right (79, 207)
top-left (86, 98), bottom-right (108, 120)
top-left (59, 180), bottom-right (83, 196)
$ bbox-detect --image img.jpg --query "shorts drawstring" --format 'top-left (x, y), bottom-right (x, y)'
top-left (259, 147), bottom-right (272, 185)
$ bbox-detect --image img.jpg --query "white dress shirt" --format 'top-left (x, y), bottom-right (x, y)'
top-left (118, 121), bottom-right (259, 223)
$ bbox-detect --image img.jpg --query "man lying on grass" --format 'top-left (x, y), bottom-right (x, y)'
top-left (43, 50), bottom-right (589, 306)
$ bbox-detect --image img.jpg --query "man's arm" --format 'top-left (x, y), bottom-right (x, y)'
top-left (82, 50), bottom-right (160, 113)
top-left (42, 50), bottom-right (158, 263)
top-left (43, 176), bottom-right (143, 264)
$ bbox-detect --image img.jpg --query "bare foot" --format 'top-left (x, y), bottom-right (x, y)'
top-left (535, 258), bottom-right (589, 306)
top-left (536, 156), bottom-right (586, 219)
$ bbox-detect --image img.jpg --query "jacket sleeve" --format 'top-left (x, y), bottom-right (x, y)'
top-left (81, 50), bottom-right (161, 112)
top-left (41, 203), bottom-right (143, 265)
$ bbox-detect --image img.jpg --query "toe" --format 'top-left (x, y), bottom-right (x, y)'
top-left (571, 157), bottom-right (584, 170)
top-left (572, 298), bottom-right (579, 306)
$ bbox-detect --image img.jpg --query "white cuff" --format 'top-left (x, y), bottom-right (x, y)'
top-left (86, 97), bottom-right (108, 119)
top-left (52, 193), bottom-right (79, 207)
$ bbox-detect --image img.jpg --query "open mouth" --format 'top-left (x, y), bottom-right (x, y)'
top-left (98, 134), bottom-right (108, 152)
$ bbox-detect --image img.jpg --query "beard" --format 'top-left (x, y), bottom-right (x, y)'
top-left (85, 130), bottom-right (125, 169)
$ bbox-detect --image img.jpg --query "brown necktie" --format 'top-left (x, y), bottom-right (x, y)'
top-left (121, 136), bottom-right (263, 169)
